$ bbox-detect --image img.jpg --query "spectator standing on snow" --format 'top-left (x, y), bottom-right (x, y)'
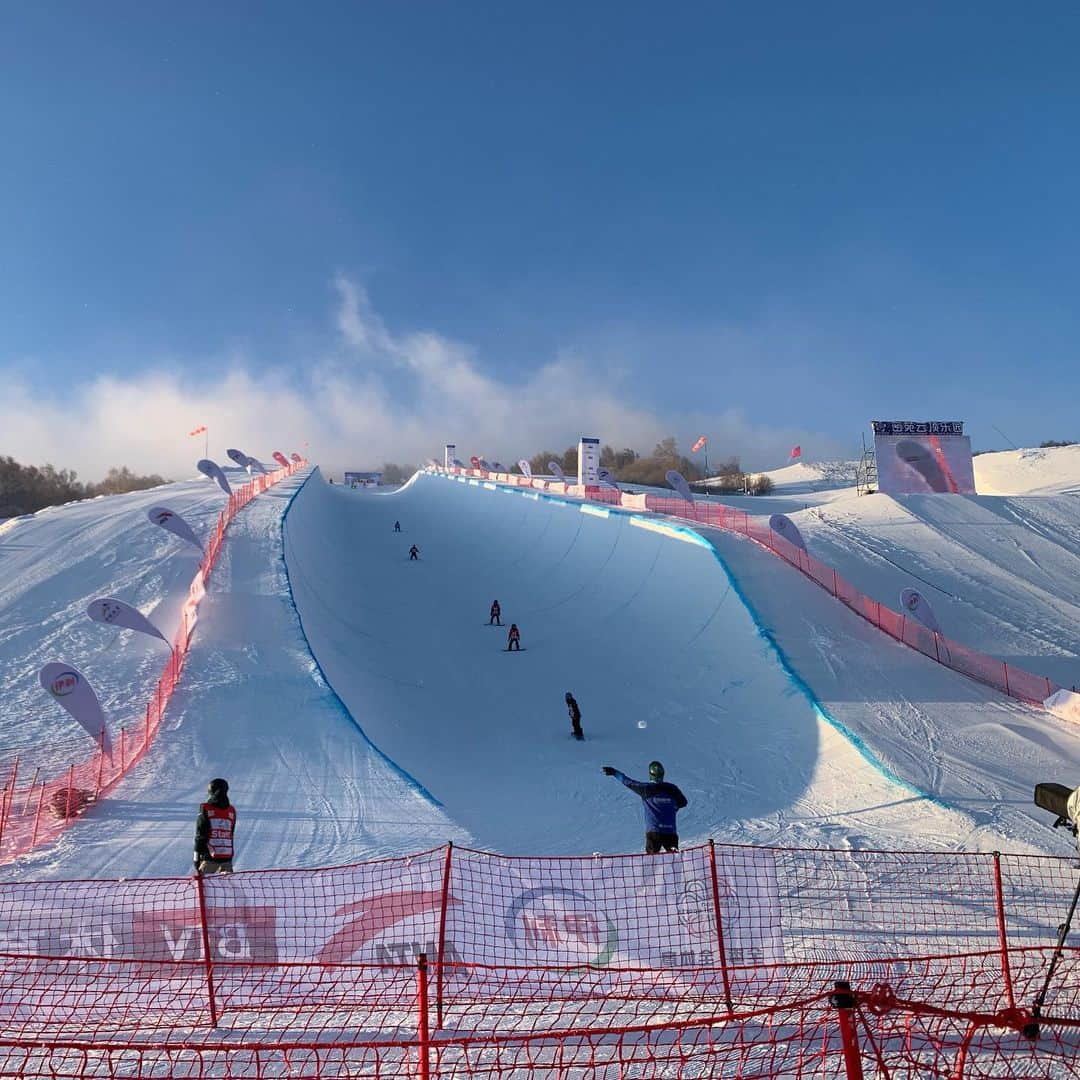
top-left (507, 623), bottom-right (521, 651)
top-left (566, 692), bottom-right (583, 740)
top-left (194, 778), bottom-right (236, 874)
top-left (409, 545), bottom-right (419, 560)
top-left (489, 600), bottom-right (502, 626)
top-left (602, 761), bottom-right (687, 853)
top-left (394, 521), bottom-right (401, 532)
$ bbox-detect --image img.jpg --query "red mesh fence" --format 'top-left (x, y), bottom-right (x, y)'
top-left (1, 842), bottom-right (1078, 1077)
top-left (434, 467), bottom-right (1062, 708)
top-left (0, 462), bottom-right (306, 865)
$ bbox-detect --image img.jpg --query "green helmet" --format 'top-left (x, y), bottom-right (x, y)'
top-left (648, 761), bottom-right (664, 781)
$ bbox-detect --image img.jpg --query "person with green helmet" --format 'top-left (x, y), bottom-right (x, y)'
top-left (602, 761), bottom-right (687, 853)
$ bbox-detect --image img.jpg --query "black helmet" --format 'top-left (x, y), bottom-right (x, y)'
top-left (565, 692), bottom-right (574, 702)
top-left (648, 761), bottom-right (664, 781)
top-left (208, 778), bottom-right (229, 795)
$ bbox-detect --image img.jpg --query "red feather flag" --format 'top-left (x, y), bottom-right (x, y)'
top-left (691, 435), bottom-right (707, 454)
top-left (789, 445), bottom-right (801, 459)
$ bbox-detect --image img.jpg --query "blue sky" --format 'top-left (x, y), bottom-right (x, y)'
top-left (2, 3), bottom-right (1079, 477)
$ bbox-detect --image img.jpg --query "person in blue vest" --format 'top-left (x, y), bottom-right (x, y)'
top-left (602, 761), bottom-right (687, 853)
top-left (194, 778), bottom-right (236, 874)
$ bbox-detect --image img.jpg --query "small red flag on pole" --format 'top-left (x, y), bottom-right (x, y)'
top-left (188, 426), bottom-right (207, 437)
top-left (789, 445), bottom-right (801, 459)
top-left (691, 435), bottom-right (707, 454)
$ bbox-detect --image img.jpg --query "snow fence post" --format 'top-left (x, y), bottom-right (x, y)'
top-left (64, 764), bottom-right (74, 820)
top-left (0, 756), bottom-right (15, 852)
top-left (417, 952), bottom-right (432, 1080)
top-left (195, 871), bottom-right (219, 1027)
top-left (435, 841), bottom-right (454, 1030)
top-left (830, 980), bottom-right (864, 1080)
top-left (31, 780), bottom-right (46, 846)
top-left (95, 730), bottom-right (106, 796)
top-left (707, 839), bottom-right (735, 1015)
top-left (992, 851), bottom-right (1016, 1012)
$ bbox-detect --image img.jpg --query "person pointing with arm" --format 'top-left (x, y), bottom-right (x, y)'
top-left (603, 761), bottom-right (687, 853)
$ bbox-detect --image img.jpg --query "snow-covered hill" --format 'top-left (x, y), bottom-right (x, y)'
top-left (4, 448), bottom-right (1080, 881)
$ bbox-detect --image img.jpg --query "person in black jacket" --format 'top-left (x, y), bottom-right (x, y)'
top-left (565, 692), bottom-right (583, 740)
top-left (409, 545), bottom-right (419, 560)
top-left (194, 778), bottom-right (236, 874)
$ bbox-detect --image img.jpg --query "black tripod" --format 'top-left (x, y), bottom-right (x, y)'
top-left (1023, 868), bottom-right (1080, 1039)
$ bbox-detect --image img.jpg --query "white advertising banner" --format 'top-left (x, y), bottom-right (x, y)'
top-left (445, 444), bottom-right (456, 468)
top-left (578, 437), bottom-right (600, 486)
top-left (197, 458), bottom-right (232, 496)
top-left (147, 506), bottom-right (204, 552)
top-left (38, 662), bottom-right (111, 756)
top-left (86, 597), bottom-right (169, 645)
top-left (517, 460), bottom-right (532, 478)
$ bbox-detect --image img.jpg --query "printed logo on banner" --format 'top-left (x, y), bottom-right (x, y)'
top-left (132, 906), bottom-right (278, 962)
top-left (50, 671), bottom-right (79, 697)
top-left (317, 890), bottom-right (461, 965)
top-left (504, 887), bottom-right (619, 967)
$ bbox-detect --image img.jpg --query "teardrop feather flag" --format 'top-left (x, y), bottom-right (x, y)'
top-left (517, 460), bottom-right (532, 478)
top-left (197, 458), bottom-right (232, 496)
top-left (548, 462), bottom-right (565, 480)
top-left (147, 506), bottom-right (203, 552)
top-left (900, 588), bottom-right (944, 635)
top-left (272, 451), bottom-right (290, 469)
top-left (226, 448), bottom-right (251, 469)
top-left (39, 662), bottom-right (111, 757)
top-left (290, 452), bottom-right (302, 463)
top-left (665, 470), bottom-right (694, 503)
top-left (87, 597), bottom-right (169, 644)
top-left (691, 435), bottom-right (707, 454)
top-left (768, 513), bottom-right (807, 552)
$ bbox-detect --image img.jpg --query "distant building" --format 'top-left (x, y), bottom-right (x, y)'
top-left (343, 471), bottom-right (383, 488)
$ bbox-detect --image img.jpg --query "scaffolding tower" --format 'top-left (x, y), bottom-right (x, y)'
top-left (856, 432), bottom-right (877, 495)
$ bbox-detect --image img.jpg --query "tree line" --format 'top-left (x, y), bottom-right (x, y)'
top-left (0, 457), bottom-right (168, 517)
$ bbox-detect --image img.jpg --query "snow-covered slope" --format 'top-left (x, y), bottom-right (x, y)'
top-left (5, 454), bottom-right (1080, 883)
top-left (974, 444), bottom-right (1080, 495)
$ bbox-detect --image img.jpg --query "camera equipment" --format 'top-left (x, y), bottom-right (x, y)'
top-left (1034, 783), bottom-right (1077, 836)
top-left (1025, 783), bottom-right (1080, 1039)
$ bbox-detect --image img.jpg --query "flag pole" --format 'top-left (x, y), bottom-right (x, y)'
top-left (205, 426), bottom-right (209, 460)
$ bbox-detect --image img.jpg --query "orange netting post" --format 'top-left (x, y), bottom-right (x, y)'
top-left (435, 841), bottom-right (454, 1030)
top-left (708, 839), bottom-right (734, 1014)
top-left (417, 952), bottom-right (432, 1080)
top-left (195, 871), bottom-right (219, 1027)
top-left (830, 980), bottom-right (865, 1080)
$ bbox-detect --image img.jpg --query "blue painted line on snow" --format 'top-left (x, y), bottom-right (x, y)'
top-left (279, 467), bottom-right (444, 808)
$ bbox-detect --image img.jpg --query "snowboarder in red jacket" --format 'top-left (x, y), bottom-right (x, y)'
top-left (507, 623), bottom-right (521, 651)
top-left (489, 600), bottom-right (502, 625)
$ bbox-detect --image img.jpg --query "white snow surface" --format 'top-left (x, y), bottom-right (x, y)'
top-left (4, 450), bottom-right (1080, 882)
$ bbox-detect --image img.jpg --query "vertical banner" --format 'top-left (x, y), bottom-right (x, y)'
top-left (86, 598), bottom-right (169, 644)
top-left (445, 444), bottom-right (457, 468)
top-left (226, 448), bottom-right (251, 470)
top-left (39, 662), bottom-right (111, 756)
top-left (900, 588), bottom-right (944, 635)
top-left (578, 437), bottom-right (600, 486)
top-left (272, 451), bottom-right (290, 469)
top-left (548, 462), bottom-right (565, 480)
top-left (597, 467), bottom-right (618, 488)
top-left (290, 452), bottom-right (302, 463)
top-left (768, 514), bottom-right (807, 552)
top-left (147, 506), bottom-right (203, 552)
top-left (665, 470), bottom-right (694, 503)
top-left (248, 458), bottom-right (269, 475)
top-left (197, 459), bottom-right (233, 496)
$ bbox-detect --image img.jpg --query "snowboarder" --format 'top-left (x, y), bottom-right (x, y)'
top-left (507, 623), bottom-right (521, 651)
top-left (409, 545), bottom-right (419, 560)
top-left (194, 778), bottom-right (236, 874)
top-left (489, 600), bottom-right (502, 626)
top-left (566, 692), bottom-right (583, 740)
top-left (602, 761), bottom-right (687, 853)
top-left (394, 521), bottom-right (401, 532)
